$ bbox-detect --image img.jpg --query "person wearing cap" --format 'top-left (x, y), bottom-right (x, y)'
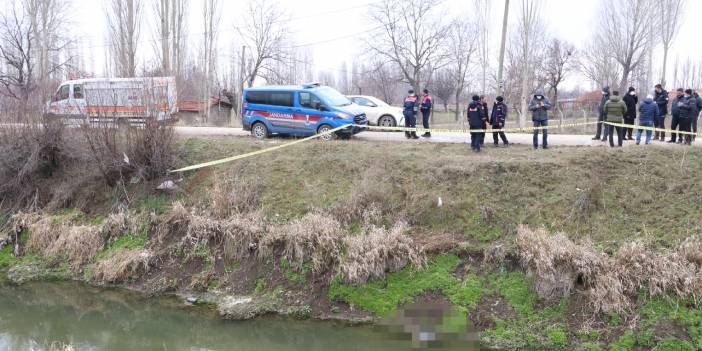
top-left (479, 95), bottom-right (489, 145)
top-left (529, 89), bottom-right (551, 149)
top-left (593, 86), bottom-right (610, 141)
top-left (402, 89), bottom-right (419, 139)
top-left (622, 86), bottom-right (638, 140)
top-left (679, 89), bottom-right (699, 145)
top-left (669, 88), bottom-right (685, 143)
top-left (467, 95), bottom-right (487, 152)
top-left (490, 96), bottom-right (509, 146)
top-left (654, 84), bottom-right (669, 141)
top-left (419, 88), bottom-right (433, 138)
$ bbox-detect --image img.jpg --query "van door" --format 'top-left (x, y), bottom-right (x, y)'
top-left (49, 84), bottom-right (70, 118)
top-left (69, 83), bottom-right (87, 117)
top-left (296, 92), bottom-right (327, 132)
top-left (262, 91), bottom-right (296, 130)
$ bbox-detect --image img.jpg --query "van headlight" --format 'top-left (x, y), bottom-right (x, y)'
top-left (334, 112), bottom-right (351, 119)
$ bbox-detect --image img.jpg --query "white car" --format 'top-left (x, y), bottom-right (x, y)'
top-left (347, 95), bottom-right (404, 127)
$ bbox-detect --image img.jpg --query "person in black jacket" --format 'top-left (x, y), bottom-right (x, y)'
top-left (622, 86), bottom-right (638, 140)
top-left (678, 90), bottom-right (698, 145)
top-left (490, 96), bottom-right (509, 146)
top-left (654, 84), bottom-right (669, 141)
top-left (669, 88), bottom-right (685, 143)
top-left (479, 95), bottom-right (489, 145)
top-left (693, 90), bottom-right (702, 141)
top-left (593, 86), bottom-right (610, 141)
top-left (467, 95), bottom-right (487, 152)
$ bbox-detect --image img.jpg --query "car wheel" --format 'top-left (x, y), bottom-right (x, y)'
top-left (317, 124), bottom-right (336, 141)
top-left (251, 122), bottom-right (268, 140)
top-left (378, 115), bottom-right (397, 127)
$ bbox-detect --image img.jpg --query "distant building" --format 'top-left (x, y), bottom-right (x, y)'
top-left (176, 98), bottom-right (232, 126)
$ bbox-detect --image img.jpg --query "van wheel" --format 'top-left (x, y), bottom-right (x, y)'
top-left (252, 122), bottom-right (268, 140)
top-left (317, 124), bottom-right (336, 141)
top-left (378, 115), bottom-right (397, 127)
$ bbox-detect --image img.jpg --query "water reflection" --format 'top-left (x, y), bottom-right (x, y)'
top-left (0, 282), bottom-right (482, 351)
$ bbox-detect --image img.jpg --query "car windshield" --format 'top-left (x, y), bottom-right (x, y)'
top-left (367, 97), bottom-right (389, 106)
top-left (316, 86), bottom-right (352, 107)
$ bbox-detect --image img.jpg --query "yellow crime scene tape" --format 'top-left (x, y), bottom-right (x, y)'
top-left (603, 121), bottom-right (702, 136)
top-left (170, 124), bottom-right (348, 172)
top-left (170, 120), bottom-right (698, 173)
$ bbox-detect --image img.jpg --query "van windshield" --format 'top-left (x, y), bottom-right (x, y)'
top-left (315, 87), bottom-right (352, 107)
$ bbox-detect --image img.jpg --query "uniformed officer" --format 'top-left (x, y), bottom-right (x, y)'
top-left (467, 95), bottom-right (487, 152)
top-left (490, 96), bottom-right (509, 146)
top-left (403, 89), bottom-right (419, 139)
top-left (420, 88), bottom-right (433, 138)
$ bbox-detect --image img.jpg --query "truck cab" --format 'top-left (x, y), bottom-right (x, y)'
top-left (45, 81), bottom-right (88, 123)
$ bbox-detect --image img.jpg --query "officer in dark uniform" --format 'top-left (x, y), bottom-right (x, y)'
top-left (479, 95), bottom-right (489, 145)
top-left (403, 89), bottom-right (419, 139)
top-left (467, 95), bottom-right (487, 152)
top-left (490, 96), bottom-right (509, 146)
top-left (420, 89), bottom-right (433, 138)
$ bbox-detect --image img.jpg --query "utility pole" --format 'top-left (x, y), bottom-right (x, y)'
top-left (496, 0), bottom-right (510, 98)
top-left (238, 45), bottom-right (246, 120)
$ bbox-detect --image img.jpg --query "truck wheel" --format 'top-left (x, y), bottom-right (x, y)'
top-left (317, 124), bottom-right (336, 141)
top-left (251, 122), bottom-right (268, 140)
top-left (378, 115), bottom-right (397, 127)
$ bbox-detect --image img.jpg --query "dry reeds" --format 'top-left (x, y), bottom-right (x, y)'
top-left (92, 248), bottom-right (153, 283)
top-left (210, 170), bottom-right (261, 218)
top-left (15, 213), bottom-right (102, 269)
top-left (340, 222), bottom-right (425, 284)
top-left (260, 213), bottom-right (344, 273)
top-left (516, 226), bottom-right (702, 313)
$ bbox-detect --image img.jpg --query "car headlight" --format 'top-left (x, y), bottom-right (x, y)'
top-left (335, 112), bottom-right (351, 119)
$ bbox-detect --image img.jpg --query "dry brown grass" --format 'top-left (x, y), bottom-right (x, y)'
top-left (336, 163), bottom-right (397, 223)
top-left (340, 222), bottom-right (426, 284)
top-left (260, 212), bottom-right (344, 273)
top-left (516, 226), bottom-right (702, 313)
top-left (11, 212), bottom-right (103, 269)
top-left (92, 248), bottom-right (153, 283)
top-left (210, 169), bottom-right (261, 218)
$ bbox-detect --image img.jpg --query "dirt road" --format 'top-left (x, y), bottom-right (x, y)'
top-left (174, 126), bottom-right (700, 148)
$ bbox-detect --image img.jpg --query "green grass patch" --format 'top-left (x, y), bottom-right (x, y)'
top-left (493, 271), bottom-right (537, 317)
top-left (608, 329), bottom-right (635, 351)
top-left (328, 254), bottom-right (484, 316)
top-left (0, 244), bottom-right (17, 267)
top-left (652, 337), bottom-right (695, 351)
top-left (94, 226), bottom-right (148, 261)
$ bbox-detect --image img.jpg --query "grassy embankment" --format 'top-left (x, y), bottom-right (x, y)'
top-left (2, 135), bottom-right (702, 350)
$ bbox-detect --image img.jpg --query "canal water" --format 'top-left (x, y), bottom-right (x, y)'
top-left (0, 281), bottom-right (481, 351)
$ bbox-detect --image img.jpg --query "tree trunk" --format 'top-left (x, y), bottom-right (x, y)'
top-left (454, 91), bottom-right (461, 122)
top-left (661, 44), bottom-right (669, 87)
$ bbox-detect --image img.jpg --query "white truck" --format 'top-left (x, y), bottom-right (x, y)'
top-left (45, 77), bottom-right (178, 126)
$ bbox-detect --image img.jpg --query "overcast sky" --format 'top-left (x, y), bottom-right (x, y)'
top-left (66, 0), bottom-right (702, 90)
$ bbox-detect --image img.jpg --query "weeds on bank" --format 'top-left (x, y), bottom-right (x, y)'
top-left (328, 254), bottom-right (484, 316)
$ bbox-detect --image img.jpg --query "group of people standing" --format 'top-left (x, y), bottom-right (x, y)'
top-left (593, 84), bottom-right (701, 146)
top-left (401, 84), bottom-right (700, 151)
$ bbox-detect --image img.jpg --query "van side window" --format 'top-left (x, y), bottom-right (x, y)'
top-left (299, 92), bottom-right (322, 109)
top-left (57, 85), bottom-right (69, 101)
top-left (73, 84), bottom-right (84, 99)
top-left (245, 91), bottom-right (293, 107)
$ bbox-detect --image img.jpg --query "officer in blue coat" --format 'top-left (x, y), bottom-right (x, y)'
top-left (403, 89), bottom-right (419, 139)
top-left (467, 95), bottom-right (487, 152)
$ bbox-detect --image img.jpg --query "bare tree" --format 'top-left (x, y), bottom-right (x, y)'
top-left (596, 0), bottom-right (656, 91)
top-left (201, 0), bottom-right (220, 121)
top-left (447, 17), bottom-right (477, 121)
top-left (579, 37), bottom-right (621, 89)
top-left (170, 0), bottom-right (187, 78)
top-left (26, 0), bottom-right (71, 98)
top-left (516, 0), bottom-right (542, 127)
top-left (659, 0), bottom-right (685, 86)
top-left (0, 5), bottom-right (36, 114)
top-left (473, 0), bottom-right (491, 93)
top-left (238, 0), bottom-right (286, 87)
top-left (106, 0), bottom-right (142, 77)
top-left (367, 0), bottom-right (450, 94)
top-left (431, 69), bottom-right (454, 112)
top-left (544, 39), bottom-right (575, 109)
